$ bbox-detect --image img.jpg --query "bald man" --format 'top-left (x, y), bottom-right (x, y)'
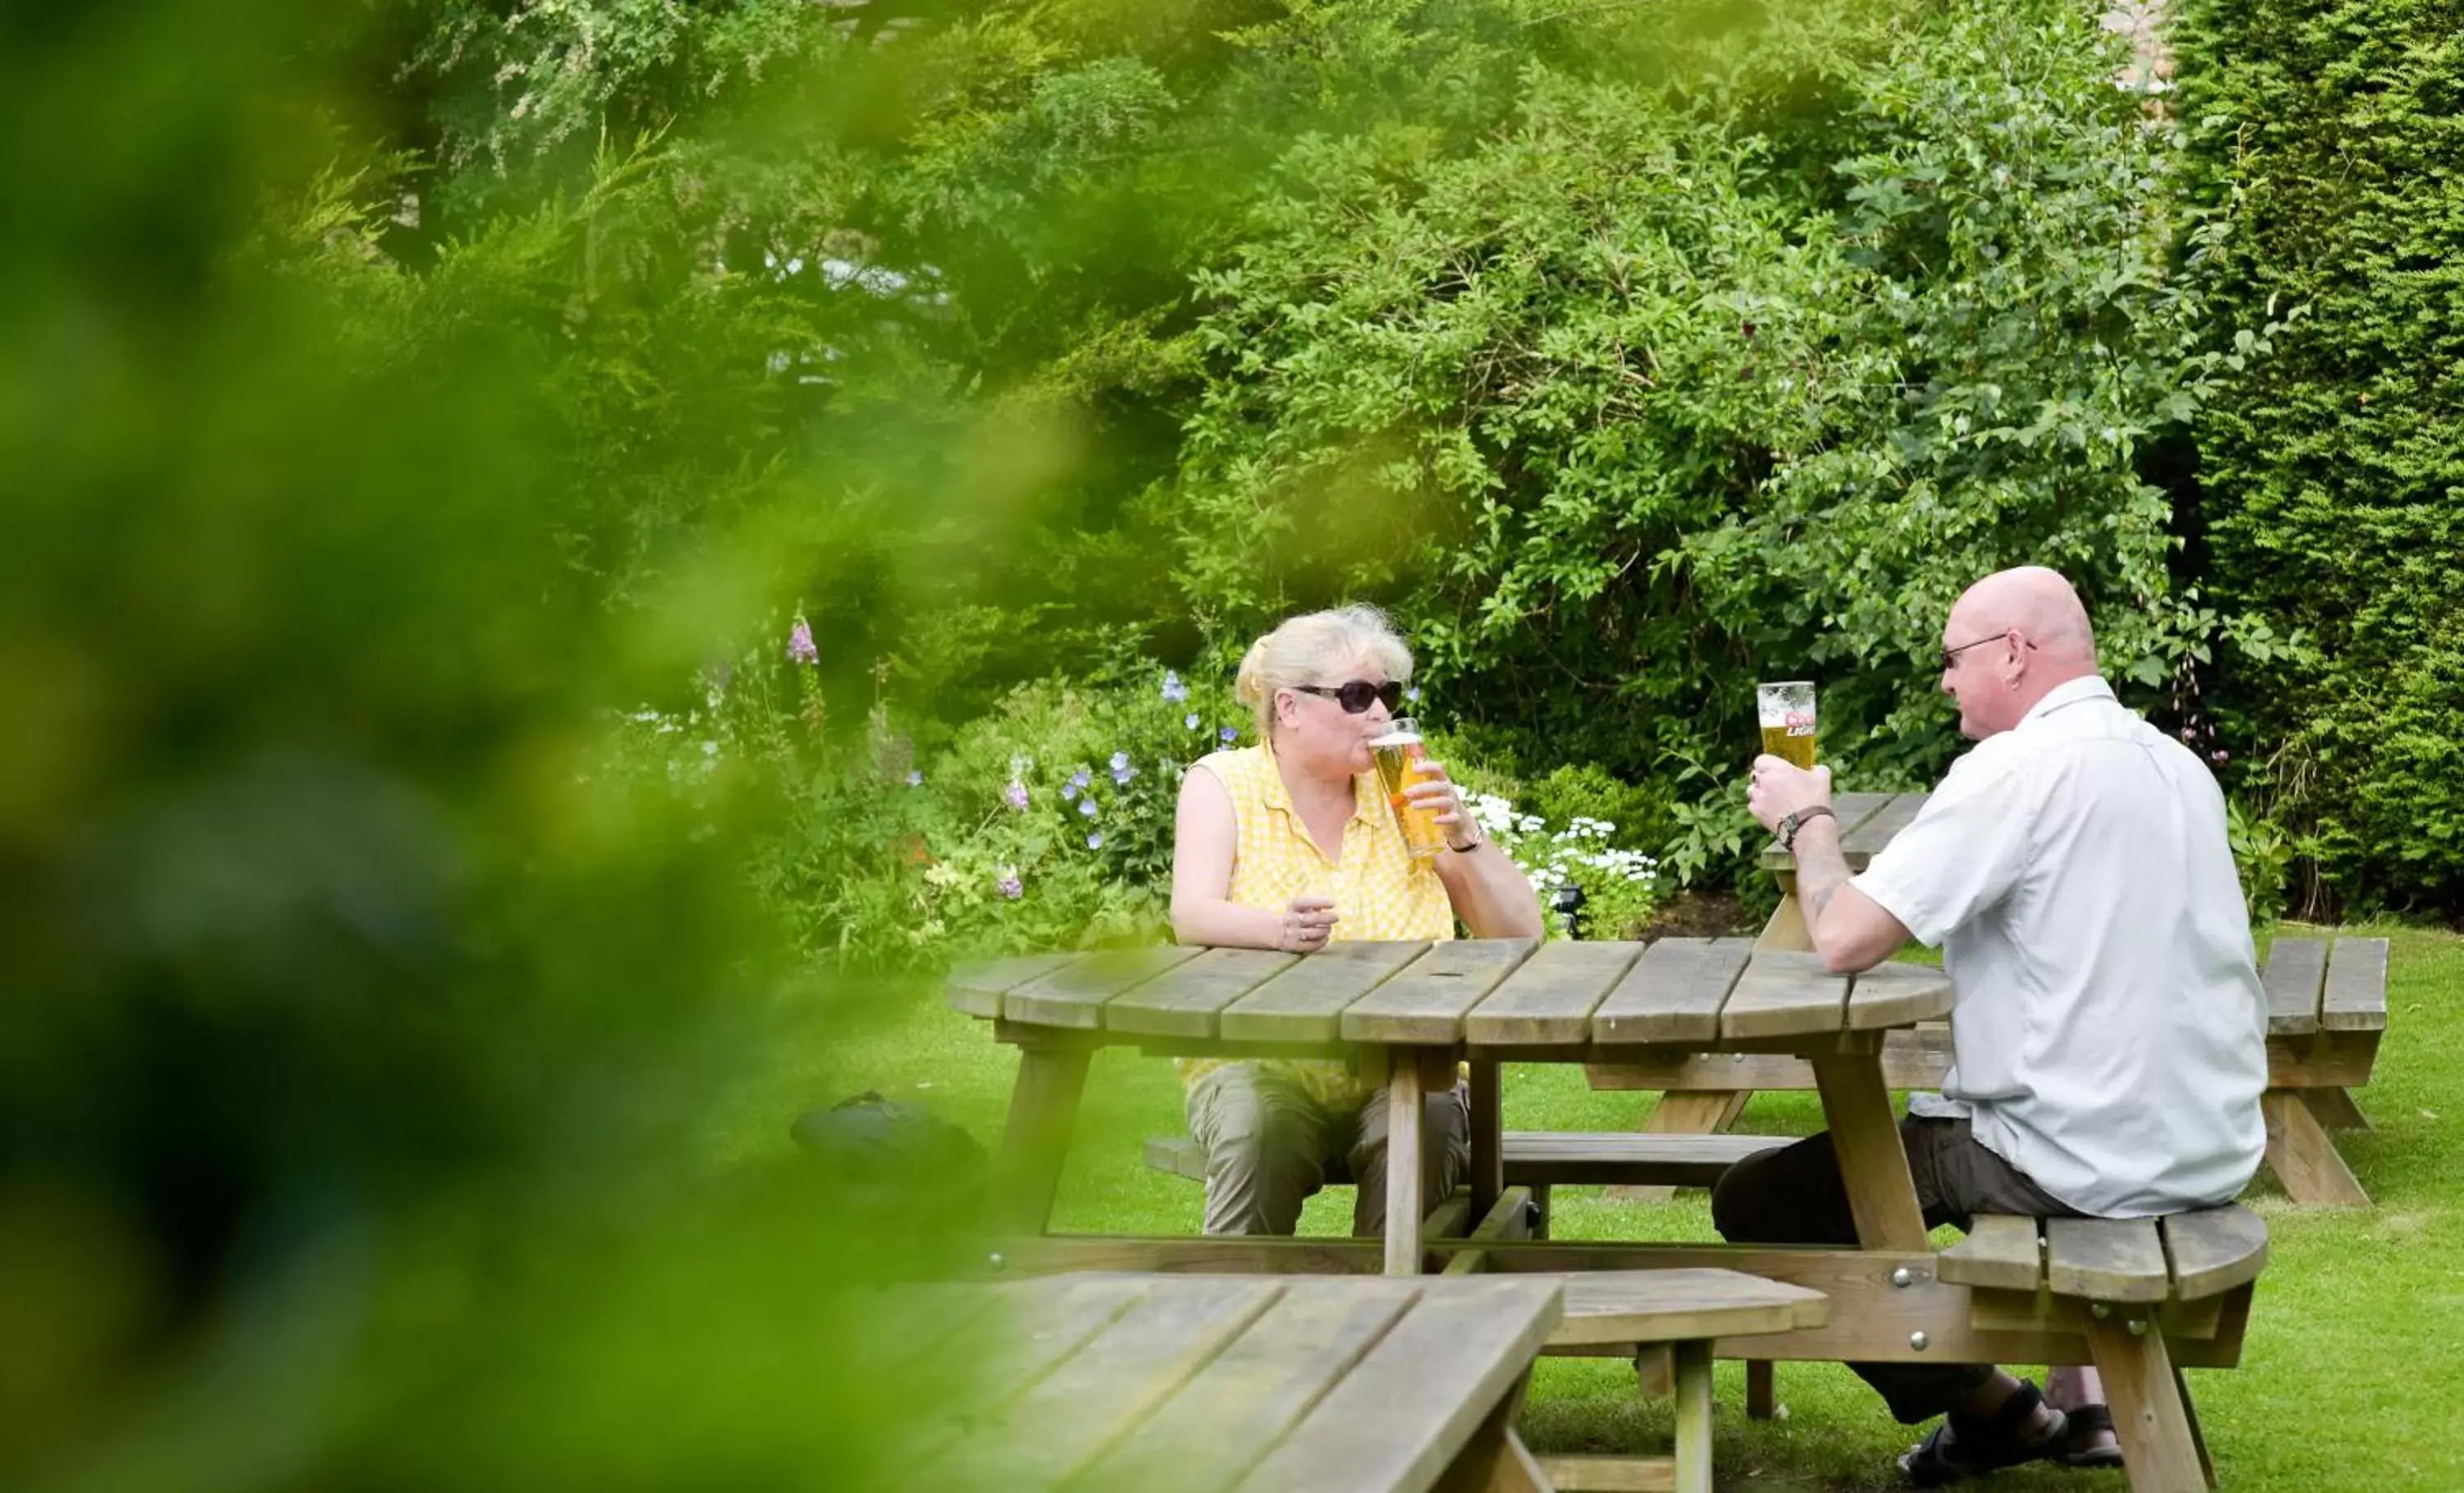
top-left (1720, 567), bottom-right (2268, 1486)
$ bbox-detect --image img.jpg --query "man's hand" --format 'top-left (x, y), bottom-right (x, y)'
top-left (1747, 756), bottom-right (1833, 835)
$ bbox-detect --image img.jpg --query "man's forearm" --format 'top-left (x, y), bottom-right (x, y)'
top-left (1790, 816), bottom-right (1855, 928)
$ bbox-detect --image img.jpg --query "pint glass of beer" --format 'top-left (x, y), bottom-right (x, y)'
top-left (1370, 718), bottom-right (1450, 859)
top-left (1756, 681), bottom-right (1818, 769)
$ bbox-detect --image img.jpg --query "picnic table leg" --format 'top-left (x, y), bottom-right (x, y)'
top-left (1432, 1370), bottom-right (1550, 1493)
top-left (1671, 1339), bottom-right (1715, 1493)
top-left (2083, 1312), bottom-right (2207, 1493)
top-left (1810, 1050), bottom-right (1928, 1251)
top-left (988, 1040), bottom-right (1092, 1235)
top-left (2302, 1085), bottom-right (2372, 1132)
top-left (1469, 1058), bottom-right (1504, 1226)
top-left (1745, 1360), bottom-right (1777, 1420)
top-left (2260, 1087), bottom-right (2370, 1206)
top-left (1376, 1048), bottom-right (1427, 1275)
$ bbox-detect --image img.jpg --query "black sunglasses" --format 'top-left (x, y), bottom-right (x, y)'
top-left (1291, 680), bottom-right (1405, 714)
top-left (1939, 632), bottom-right (2037, 673)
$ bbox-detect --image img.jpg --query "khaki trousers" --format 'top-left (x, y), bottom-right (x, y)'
top-left (1184, 1062), bottom-right (1472, 1237)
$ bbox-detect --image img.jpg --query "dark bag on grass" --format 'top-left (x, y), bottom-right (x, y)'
top-left (789, 1091), bottom-right (986, 1203)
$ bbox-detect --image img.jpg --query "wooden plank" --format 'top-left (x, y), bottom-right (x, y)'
top-left (1753, 892), bottom-right (1809, 952)
top-left (1586, 1026), bottom-right (1955, 1091)
top-left (1344, 939), bottom-right (1541, 1045)
top-left (1490, 1132), bottom-right (1785, 1188)
top-left (1003, 946), bottom-right (1207, 1031)
top-left (1671, 1340), bottom-right (1713, 1493)
top-left (1076, 1278), bottom-right (1423, 1493)
top-left (1381, 1053), bottom-right (1425, 1275)
top-left (1104, 947), bottom-right (1299, 1039)
top-left (2160, 1206), bottom-right (2269, 1300)
top-left (2082, 1315), bottom-right (2207, 1493)
top-left (2260, 1088), bottom-right (2370, 1206)
top-left (1811, 1054), bottom-right (1928, 1251)
top-left (1757, 791), bottom-right (1899, 872)
top-left (1469, 1059), bottom-right (1503, 1224)
top-left (986, 1238), bottom-right (2255, 1369)
top-left (1837, 792), bottom-right (1925, 864)
top-left (2303, 1086), bottom-right (2372, 1131)
top-left (1220, 941), bottom-right (1430, 1045)
top-left (1441, 1186), bottom-right (1535, 1278)
top-left (1537, 1456), bottom-right (1675, 1492)
top-left (934, 1276), bottom-right (1286, 1488)
top-left (1464, 940), bottom-right (1646, 1046)
top-left (905, 1277), bottom-right (1150, 1463)
top-left (2321, 936), bottom-right (2391, 1031)
top-left (1590, 939), bottom-right (1753, 1045)
top-left (1231, 1279), bottom-right (1563, 1493)
top-left (1546, 1268), bottom-right (1829, 1346)
top-left (948, 953), bottom-right (1076, 1018)
top-left (1938, 1215), bottom-right (2043, 1293)
top-left (1720, 951), bottom-right (1848, 1041)
top-left (1843, 961), bottom-right (1953, 1030)
top-left (990, 1045), bottom-right (1091, 1233)
top-left (2044, 1217), bottom-right (2172, 1302)
top-left (2260, 937), bottom-right (2328, 1036)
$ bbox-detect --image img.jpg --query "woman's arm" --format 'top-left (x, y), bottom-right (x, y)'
top-left (1411, 763), bottom-right (1545, 939)
top-left (1170, 765), bottom-right (1338, 951)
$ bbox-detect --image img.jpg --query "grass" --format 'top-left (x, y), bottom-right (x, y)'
top-left (719, 924), bottom-right (2464, 1490)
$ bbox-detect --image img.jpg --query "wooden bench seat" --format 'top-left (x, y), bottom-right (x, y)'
top-left (1938, 1203), bottom-right (2268, 1492)
top-left (1144, 1130), bottom-right (1787, 1190)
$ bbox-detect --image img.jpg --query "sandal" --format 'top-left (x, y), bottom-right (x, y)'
top-left (2063, 1403), bottom-right (2126, 1470)
top-left (1898, 1380), bottom-right (2070, 1487)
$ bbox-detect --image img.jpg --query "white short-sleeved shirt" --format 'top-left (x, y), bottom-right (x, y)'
top-left (1850, 676), bottom-right (2268, 1217)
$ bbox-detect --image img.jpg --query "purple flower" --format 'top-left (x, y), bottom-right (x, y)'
top-left (1185, 712), bottom-right (1202, 730)
top-left (2211, 749), bottom-right (2229, 765)
top-left (905, 770), bottom-right (924, 788)
top-left (1086, 832), bottom-right (1104, 850)
top-left (1004, 781), bottom-right (1030, 812)
top-left (787, 617), bottom-right (818, 665)
top-left (995, 871), bottom-right (1023, 899)
top-left (1078, 797), bottom-right (1099, 819)
top-left (1061, 781), bottom-right (1078, 802)
top-left (1220, 726), bottom-right (1239, 744)
top-left (1069, 768), bottom-right (1092, 790)
top-left (1161, 671), bottom-right (1188, 704)
top-left (1404, 685), bottom-right (1422, 704)
top-left (1110, 751), bottom-right (1137, 785)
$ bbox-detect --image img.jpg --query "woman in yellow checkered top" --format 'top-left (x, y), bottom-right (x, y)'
top-left (1170, 606), bottom-right (1543, 1236)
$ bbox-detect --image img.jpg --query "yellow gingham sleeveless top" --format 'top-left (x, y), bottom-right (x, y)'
top-left (1179, 742), bottom-right (1456, 1108)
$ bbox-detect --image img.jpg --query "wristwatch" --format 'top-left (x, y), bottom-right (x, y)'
top-left (1777, 805), bottom-right (1837, 853)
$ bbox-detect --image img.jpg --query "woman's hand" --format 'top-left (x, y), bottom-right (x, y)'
top-left (1404, 759), bottom-right (1483, 853)
top-left (1277, 894), bottom-right (1340, 953)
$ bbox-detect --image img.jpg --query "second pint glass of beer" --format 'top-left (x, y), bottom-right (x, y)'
top-left (1757, 681), bottom-right (1818, 769)
top-left (1370, 718), bottom-right (1450, 860)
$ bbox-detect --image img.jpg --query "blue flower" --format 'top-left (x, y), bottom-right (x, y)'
top-left (1185, 712), bottom-right (1202, 730)
top-left (1220, 726), bottom-right (1239, 744)
top-left (1404, 685), bottom-right (1422, 704)
top-left (1003, 781), bottom-right (1030, 812)
top-left (1110, 751), bottom-right (1131, 770)
top-left (905, 770), bottom-right (923, 788)
top-left (1110, 750), bottom-right (1137, 785)
top-left (1078, 797), bottom-right (1099, 819)
top-left (1061, 781), bottom-right (1078, 802)
top-left (1069, 768), bottom-right (1092, 790)
top-left (1161, 671), bottom-right (1188, 704)
top-left (1086, 831), bottom-right (1104, 850)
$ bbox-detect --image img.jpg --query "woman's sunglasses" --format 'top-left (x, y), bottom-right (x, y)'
top-left (1291, 680), bottom-right (1405, 714)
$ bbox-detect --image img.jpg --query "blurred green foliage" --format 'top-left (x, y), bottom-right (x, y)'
top-left (2173, 0), bottom-right (2464, 918)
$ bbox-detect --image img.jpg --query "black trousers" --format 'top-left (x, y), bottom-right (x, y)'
top-left (1709, 1115), bottom-right (2080, 1424)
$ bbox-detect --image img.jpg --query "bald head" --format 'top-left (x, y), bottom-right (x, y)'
top-left (1938, 567), bottom-right (2100, 739)
top-left (1951, 567), bottom-right (2097, 668)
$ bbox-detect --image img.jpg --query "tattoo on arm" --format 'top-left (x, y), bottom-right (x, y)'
top-left (1795, 840), bottom-right (1854, 928)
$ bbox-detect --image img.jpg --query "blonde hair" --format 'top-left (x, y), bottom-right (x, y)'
top-left (1234, 605), bottom-right (1415, 742)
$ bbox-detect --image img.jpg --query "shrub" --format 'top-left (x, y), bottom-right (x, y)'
top-left (2173, 0), bottom-right (2464, 915)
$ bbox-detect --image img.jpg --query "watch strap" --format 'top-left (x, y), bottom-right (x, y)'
top-left (1781, 804), bottom-right (1837, 852)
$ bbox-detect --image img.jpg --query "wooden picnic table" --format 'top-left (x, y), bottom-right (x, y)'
top-left (1585, 790), bottom-right (2395, 1206)
top-left (952, 937), bottom-right (1954, 1269)
top-left (899, 1270), bottom-right (1565, 1493)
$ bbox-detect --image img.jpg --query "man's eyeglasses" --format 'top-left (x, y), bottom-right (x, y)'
top-left (1939, 632), bottom-right (2035, 673)
top-left (1292, 680), bottom-right (1405, 714)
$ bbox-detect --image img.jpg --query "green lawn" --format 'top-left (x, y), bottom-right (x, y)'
top-left (724, 925), bottom-right (2464, 1490)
